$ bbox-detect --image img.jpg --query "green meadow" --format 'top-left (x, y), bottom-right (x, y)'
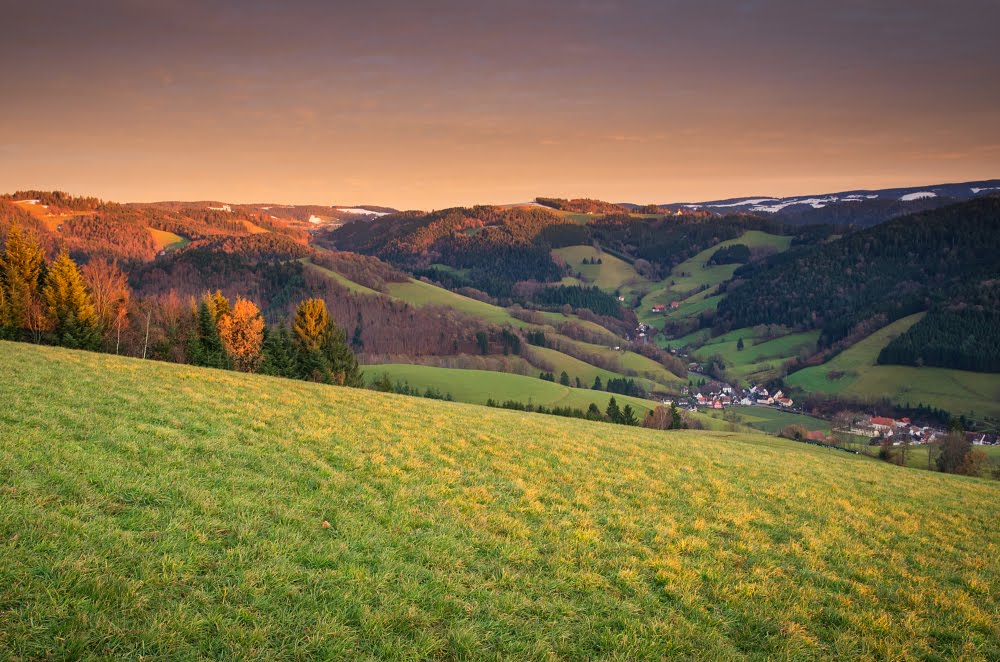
top-left (787, 313), bottom-right (1000, 419)
top-left (1, 341), bottom-right (999, 659)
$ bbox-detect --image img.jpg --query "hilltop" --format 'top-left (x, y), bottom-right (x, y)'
top-left (1, 341), bottom-right (998, 658)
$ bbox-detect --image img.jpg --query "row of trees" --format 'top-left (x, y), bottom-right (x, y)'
top-left (0, 225), bottom-right (362, 388)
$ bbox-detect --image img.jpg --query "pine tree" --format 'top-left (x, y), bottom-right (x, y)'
top-left (670, 402), bottom-right (683, 429)
top-left (620, 404), bottom-right (638, 426)
top-left (42, 250), bottom-right (100, 349)
top-left (605, 396), bottom-right (622, 424)
top-left (260, 323), bottom-right (300, 378)
top-left (292, 298), bottom-right (362, 387)
top-left (737, 337), bottom-right (745, 351)
top-left (592, 376), bottom-right (603, 390)
top-left (351, 312), bottom-right (364, 350)
top-left (188, 297), bottom-right (229, 368)
top-left (0, 226), bottom-right (46, 337)
top-left (559, 371), bottom-right (570, 386)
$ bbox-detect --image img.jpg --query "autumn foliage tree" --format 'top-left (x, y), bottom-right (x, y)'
top-left (218, 297), bottom-right (265, 372)
top-left (81, 259), bottom-right (131, 353)
top-left (42, 250), bottom-right (100, 349)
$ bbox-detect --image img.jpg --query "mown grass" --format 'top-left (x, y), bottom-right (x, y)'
top-left (148, 227), bottom-right (189, 252)
top-left (364, 363), bottom-right (659, 414)
top-left (1, 341), bottom-right (999, 659)
top-left (787, 314), bottom-right (1000, 419)
top-left (553, 245), bottom-right (651, 298)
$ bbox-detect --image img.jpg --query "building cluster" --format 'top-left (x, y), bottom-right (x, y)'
top-left (841, 415), bottom-right (998, 446)
top-left (675, 382), bottom-right (795, 412)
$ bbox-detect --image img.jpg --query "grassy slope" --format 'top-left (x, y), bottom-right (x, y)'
top-left (1, 342), bottom-right (998, 659)
top-left (553, 245), bottom-right (651, 297)
top-left (147, 228), bottom-right (188, 252)
top-left (365, 363), bottom-right (659, 414)
top-left (640, 231), bottom-right (792, 325)
top-left (695, 328), bottom-right (821, 384)
top-left (787, 313), bottom-right (1000, 419)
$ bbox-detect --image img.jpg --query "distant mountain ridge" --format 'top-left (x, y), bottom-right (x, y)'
top-left (655, 179), bottom-right (1000, 226)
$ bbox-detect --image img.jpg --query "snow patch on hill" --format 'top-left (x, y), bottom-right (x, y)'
top-left (337, 207), bottom-right (389, 217)
top-left (899, 192), bottom-right (936, 201)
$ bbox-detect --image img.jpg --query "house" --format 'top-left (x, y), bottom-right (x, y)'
top-left (870, 416), bottom-right (895, 433)
top-left (775, 397), bottom-right (794, 408)
top-left (670, 301), bottom-right (681, 309)
top-left (712, 400), bottom-right (723, 409)
top-left (740, 397), bottom-right (753, 406)
top-left (652, 304), bottom-right (666, 313)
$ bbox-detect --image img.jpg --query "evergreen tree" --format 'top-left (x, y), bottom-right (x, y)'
top-left (0, 226), bottom-right (46, 337)
top-left (605, 396), bottom-right (622, 424)
top-left (259, 323), bottom-right (300, 378)
top-left (41, 250), bottom-right (100, 349)
top-left (620, 404), bottom-right (638, 426)
top-left (586, 403), bottom-right (603, 420)
top-left (292, 298), bottom-right (363, 387)
top-left (592, 376), bottom-right (603, 390)
top-left (559, 371), bottom-right (570, 386)
top-left (351, 312), bottom-right (364, 350)
top-left (736, 337), bottom-right (745, 351)
top-left (188, 298), bottom-right (229, 368)
top-left (670, 402), bottom-right (683, 429)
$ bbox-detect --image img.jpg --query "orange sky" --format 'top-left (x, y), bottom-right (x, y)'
top-left (2, 1), bottom-right (998, 209)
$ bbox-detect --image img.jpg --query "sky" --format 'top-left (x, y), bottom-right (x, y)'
top-left (2, 0), bottom-right (999, 209)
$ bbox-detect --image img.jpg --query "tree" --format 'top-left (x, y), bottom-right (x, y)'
top-left (0, 226), bottom-right (46, 337)
top-left (643, 405), bottom-right (669, 429)
top-left (936, 431), bottom-right (972, 474)
top-left (81, 259), bottom-right (131, 352)
top-left (259, 323), bottom-right (299, 378)
top-left (41, 250), bottom-right (100, 349)
top-left (292, 298), bottom-right (363, 387)
top-left (351, 312), bottom-right (364, 350)
top-left (736, 337), bottom-right (745, 351)
top-left (592, 376), bottom-right (603, 391)
top-left (586, 403), bottom-right (603, 420)
top-left (559, 371), bottom-right (570, 386)
top-left (670, 402), bottom-right (683, 429)
top-left (188, 296), bottom-right (229, 368)
top-left (475, 330), bottom-right (489, 355)
top-left (218, 297), bottom-right (265, 372)
top-left (620, 404), bottom-right (638, 426)
top-left (605, 396), bottom-right (622, 424)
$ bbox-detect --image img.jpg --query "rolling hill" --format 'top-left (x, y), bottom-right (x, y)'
top-left (1, 341), bottom-right (998, 658)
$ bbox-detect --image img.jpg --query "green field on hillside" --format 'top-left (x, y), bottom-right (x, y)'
top-left (640, 231), bottom-right (792, 325)
top-left (1, 342), bottom-right (998, 659)
top-left (787, 313), bottom-right (1000, 419)
top-left (726, 406), bottom-right (833, 434)
top-left (553, 245), bottom-right (651, 298)
top-left (695, 329), bottom-right (820, 384)
top-left (365, 363), bottom-right (660, 415)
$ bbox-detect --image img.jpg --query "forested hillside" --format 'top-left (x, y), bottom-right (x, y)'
top-left (717, 197), bottom-right (1000, 369)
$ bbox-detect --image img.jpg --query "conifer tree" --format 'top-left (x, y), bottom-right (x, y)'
top-left (260, 323), bottom-right (300, 378)
top-left (620, 404), bottom-right (638, 426)
top-left (292, 298), bottom-right (363, 387)
top-left (605, 396), bottom-right (622, 424)
top-left (559, 371), bottom-right (570, 386)
top-left (188, 296), bottom-right (229, 368)
top-left (0, 226), bottom-right (46, 337)
top-left (592, 375), bottom-right (603, 390)
top-left (41, 250), bottom-right (100, 349)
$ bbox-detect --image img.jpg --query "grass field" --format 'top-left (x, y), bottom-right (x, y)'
top-left (639, 231), bottom-right (792, 326)
top-left (787, 314), bottom-right (1000, 419)
top-left (726, 406), bottom-right (832, 434)
top-left (365, 363), bottom-right (660, 415)
top-left (695, 328), bottom-right (820, 384)
top-left (553, 245), bottom-right (651, 298)
top-left (148, 227), bottom-right (189, 252)
top-left (1, 342), bottom-right (998, 659)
